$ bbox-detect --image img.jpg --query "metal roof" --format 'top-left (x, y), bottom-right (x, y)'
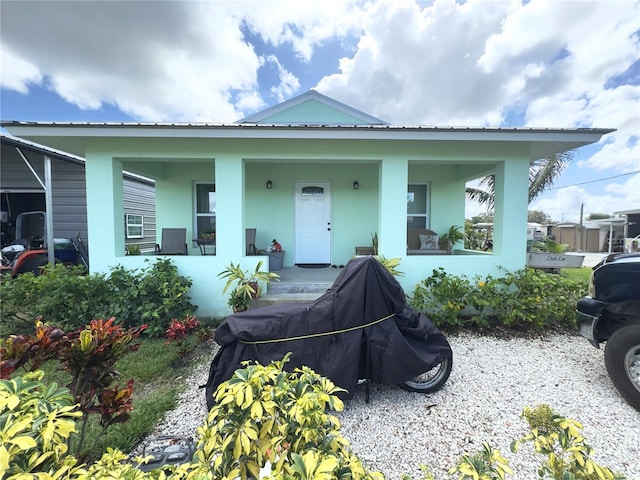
top-left (0, 120), bottom-right (615, 133)
top-left (1, 120), bottom-right (616, 162)
top-left (0, 131), bottom-right (154, 185)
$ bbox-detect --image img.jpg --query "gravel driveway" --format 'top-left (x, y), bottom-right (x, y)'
top-left (142, 333), bottom-right (640, 480)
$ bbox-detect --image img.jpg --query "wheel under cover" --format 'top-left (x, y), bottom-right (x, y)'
top-left (604, 324), bottom-right (640, 411)
top-left (400, 355), bottom-right (452, 394)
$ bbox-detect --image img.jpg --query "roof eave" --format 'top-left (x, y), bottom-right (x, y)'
top-left (1, 121), bottom-right (615, 161)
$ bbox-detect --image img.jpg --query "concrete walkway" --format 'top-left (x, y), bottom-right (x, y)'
top-left (567, 252), bottom-right (606, 268)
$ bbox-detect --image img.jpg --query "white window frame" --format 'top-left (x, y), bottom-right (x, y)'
top-left (125, 214), bottom-right (144, 239)
top-left (193, 182), bottom-right (216, 238)
top-left (407, 183), bottom-right (431, 229)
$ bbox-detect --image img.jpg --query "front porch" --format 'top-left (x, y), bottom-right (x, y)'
top-left (250, 264), bottom-right (341, 307)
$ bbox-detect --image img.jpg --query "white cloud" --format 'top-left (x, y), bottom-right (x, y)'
top-left (0, 1), bottom-right (263, 121)
top-left (265, 55), bottom-right (301, 103)
top-left (1, 0), bottom-right (639, 220)
top-left (237, 0), bottom-right (368, 62)
top-left (530, 172), bottom-right (640, 223)
top-left (317, 0), bottom-right (516, 126)
top-left (0, 47), bottom-right (42, 93)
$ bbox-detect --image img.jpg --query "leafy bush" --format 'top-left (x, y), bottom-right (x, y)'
top-left (0, 370), bottom-right (82, 476)
top-left (198, 353), bottom-right (381, 480)
top-left (409, 267), bottom-right (586, 330)
top-left (512, 405), bottom-right (625, 479)
top-left (1, 319), bottom-right (146, 458)
top-left (0, 258), bottom-right (196, 336)
top-left (106, 258), bottom-right (195, 336)
top-left (0, 264), bottom-right (111, 334)
top-left (404, 404), bottom-right (624, 480)
top-left (1, 358), bottom-right (383, 480)
top-left (2, 367), bottom-right (624, 480)
top-left (165, 314), bottom-right (200, 357)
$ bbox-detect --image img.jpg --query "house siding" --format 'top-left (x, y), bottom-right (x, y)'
top-left (1, 139), bottom-right (156, 252)
top-left (123, 178), bottom-right (156, 252)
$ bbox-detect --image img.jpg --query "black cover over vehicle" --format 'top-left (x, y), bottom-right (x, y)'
top-left (206, 256), bottom-right (452, 409)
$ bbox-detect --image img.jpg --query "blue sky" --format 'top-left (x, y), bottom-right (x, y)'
top-left (1, 0), bottom-right (639, 222)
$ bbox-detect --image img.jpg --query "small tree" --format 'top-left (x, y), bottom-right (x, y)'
top-left (528, 210), bottom-right (554, 224)
top-left (0, 318), bottom-right (146, 457)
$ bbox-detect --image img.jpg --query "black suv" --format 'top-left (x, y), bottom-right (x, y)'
top-left (576, 252), bottom-right (640, 411)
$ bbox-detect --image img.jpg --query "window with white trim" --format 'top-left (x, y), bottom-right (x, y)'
top-left (125, 214), bottom-right (144, 239)
top-left (194, 183), bottom-right (216, 239)
top-left (407, 183), bottom-right (430, 229)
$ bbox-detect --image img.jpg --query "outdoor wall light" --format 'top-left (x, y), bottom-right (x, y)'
top-left (353, 180), bottom-right (359, 190)
top-left (266, 180), bottom-right (273, 189)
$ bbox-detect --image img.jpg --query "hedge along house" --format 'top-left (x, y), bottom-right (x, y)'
top-left (2, 90), bottom-right (614, 317)
top-left (0, 132), bottom-right (156, 260)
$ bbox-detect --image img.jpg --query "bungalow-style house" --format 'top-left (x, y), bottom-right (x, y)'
top-left (1, 133), bottom-right (156, 258)
top-left (2, 90), bottom-right (613, 317)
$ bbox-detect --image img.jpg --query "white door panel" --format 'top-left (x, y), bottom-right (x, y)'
top-left (295, 181), bottom-right (331, 264)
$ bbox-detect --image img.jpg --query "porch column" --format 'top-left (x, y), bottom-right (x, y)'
top-left (215, 155), bottom-right (244, 257)
top-left (85, 153), bottom-right (125, 272)
top-left (493, 158), bottom-right (529, 258)
top-left (378, 157), bottom-right (408, 257)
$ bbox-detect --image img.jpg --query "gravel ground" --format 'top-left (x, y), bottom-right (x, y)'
top-left (139, 333), bottom-right (640, 479)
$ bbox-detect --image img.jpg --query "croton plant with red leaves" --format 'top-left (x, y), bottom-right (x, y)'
top-left (165, 314), bottom-right (200, 356)
top-left (0, 317), bottom-right (147, 454)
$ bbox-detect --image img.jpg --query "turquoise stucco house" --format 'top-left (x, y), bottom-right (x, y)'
top-left (2, 91), bottom-right (613, 317)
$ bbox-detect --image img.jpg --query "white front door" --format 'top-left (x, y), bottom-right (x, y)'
top-left (295, 181), bottom-right (331, 264)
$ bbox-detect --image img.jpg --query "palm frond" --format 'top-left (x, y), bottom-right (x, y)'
top-left (465, 185), bottom-right (495, 208)
top-left (466, 151), bottom-right (574, 210)
top-left (528, 151), bottom-right (573, 203)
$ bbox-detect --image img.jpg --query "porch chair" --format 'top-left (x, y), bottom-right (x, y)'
top-left (246, 228), bottom-right (257, 255)
top-left (155, 228), bottom-right (188, 255)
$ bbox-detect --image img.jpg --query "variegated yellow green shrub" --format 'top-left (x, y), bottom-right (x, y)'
top-left (0, 370), bottom-right (82, 477)
top-left (195, 353), bottom-right (383, 480)
top-left (1, 369), bottom-right (625, 480)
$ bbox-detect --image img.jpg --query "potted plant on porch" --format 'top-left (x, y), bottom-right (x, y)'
top-left (440, 225), bottom-right (465, 254)
top-left (218, 260), bottom-right (280, 300)
top-left (227, 287), bottom-right (251, 312)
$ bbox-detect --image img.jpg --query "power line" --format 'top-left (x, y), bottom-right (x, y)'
top-left (547, 170), bottom-right (640, 190)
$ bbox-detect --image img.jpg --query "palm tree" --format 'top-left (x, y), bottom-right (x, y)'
top-left (466, 151), bottom-right (574, 209)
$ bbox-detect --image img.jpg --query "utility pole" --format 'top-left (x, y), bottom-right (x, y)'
top-left (578, 203), bottom-right (583, 252)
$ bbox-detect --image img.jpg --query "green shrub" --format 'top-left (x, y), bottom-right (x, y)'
top-left (409, 267), bottom-right (586, 330)
top-left (0, 264), bottom-right (110, 334)
top-left (511, 405), bottom-right (625, 480)
top-left (487, 267), bottom-right (584, 329)
top-left (0, 370), bottom-right (82, 476)
top-left (2, 369), bottom-right (624, 480)
top-left (404, 404), bottom-right (624, 480)
top-left (106, 258), bottom-right (195, 336)
top-left (197, 353), bottom-right (381, 480)
top-left (0, 258), bottom-right (196, 337)
top-left (1, 319), bottom-right (147, 459)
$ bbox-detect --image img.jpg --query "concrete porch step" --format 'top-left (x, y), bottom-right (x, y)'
top-left (267, 281), bottom-right (332, 294)
top-left (250, 292), bottom-right (324, 308)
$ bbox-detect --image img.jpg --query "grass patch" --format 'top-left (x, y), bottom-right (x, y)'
top-left (75, 385), bottom-right (181, 462)
top-left (560, 267), bottom-right (592, 288)
top-left (117, 337), bottom-right (182, 382)
top-left (10, 333), bottom-right (213, 463)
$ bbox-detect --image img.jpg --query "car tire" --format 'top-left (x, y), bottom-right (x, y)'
top-left (400, 355), bottom-right (452, 394)
top-left (604, 324), bottom-right (640, 411)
